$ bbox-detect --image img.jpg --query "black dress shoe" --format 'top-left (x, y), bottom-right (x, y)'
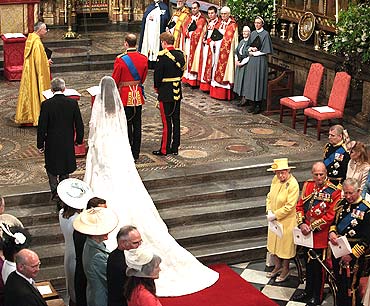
top-left (237, 100), bottom-right (247, 107)
top-left (247, 105), bottom-right (255, 113)
top-left (171, 149), bottom-right (178, 155)
top-left (252, 104), bottom-right (262, 114)
top-left (152, 150), bottom-right (167, 156)
top-left (292, 291), bottom-right (311, 302)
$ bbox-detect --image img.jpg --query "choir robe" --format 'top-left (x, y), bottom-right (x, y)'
top-left (209, 17), bottom-right (238, 101)
top-left (182, 12), bottom-right (207, 87)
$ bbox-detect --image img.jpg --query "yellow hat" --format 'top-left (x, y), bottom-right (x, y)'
top-left (267, 158), bottom-right (295, 171)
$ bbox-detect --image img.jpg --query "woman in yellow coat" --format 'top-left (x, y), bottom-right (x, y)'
top-left (266, 158), bottom-right (299, 282)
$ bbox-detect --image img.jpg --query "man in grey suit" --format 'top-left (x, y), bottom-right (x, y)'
top-left (37, 77), bottom-right (84, 200)
top-left (4, 249), bottom-right (47, 306)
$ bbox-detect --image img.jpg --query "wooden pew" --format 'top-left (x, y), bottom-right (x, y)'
top-left (265, 63), bottom-right (295, 115)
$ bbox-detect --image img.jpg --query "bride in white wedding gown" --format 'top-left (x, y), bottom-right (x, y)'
top-left (84, 76), bottom-right (218, 296)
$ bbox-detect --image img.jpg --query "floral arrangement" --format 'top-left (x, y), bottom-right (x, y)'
top-left (329, 3), bottom-right (370, 75)
top-left (226, 0), bottom-right (274, 28)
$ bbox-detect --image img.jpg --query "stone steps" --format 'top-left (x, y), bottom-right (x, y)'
top-left (4, 160), bottom-right (315, 290)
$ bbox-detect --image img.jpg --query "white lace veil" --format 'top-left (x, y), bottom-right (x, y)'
top-left (88, 76), bottom-right (128, 146)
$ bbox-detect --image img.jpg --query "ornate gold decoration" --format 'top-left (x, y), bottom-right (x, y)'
top-left (288, 22), bottom-right (295, 43)
top-left (280, 23), bottom-right (287, 40)
top-left (298, 12), bottom-right (315, 41)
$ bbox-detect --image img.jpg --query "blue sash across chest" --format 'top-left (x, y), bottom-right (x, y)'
top-left (120, 54), bottom-right (146, 98)
top-left (324, 145), bottom-right (346, 167)
top-left (304, 185), bottom-right (336, 213)
top-left (337, 202), bottom-right (369, 234)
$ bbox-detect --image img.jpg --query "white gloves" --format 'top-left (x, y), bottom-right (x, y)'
top-left (267, 210), bottom-right (276, 222)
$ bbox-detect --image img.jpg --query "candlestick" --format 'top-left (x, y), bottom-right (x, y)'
top-left (335, 0), bottom-right (339, 23)
top-left (64, 0), bottom-right (67, 23)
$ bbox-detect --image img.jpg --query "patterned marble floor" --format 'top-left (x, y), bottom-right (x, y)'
top-left (231, 260), bottom-right (334, 306)
top-left (1, 30), bottom-right (369, 195)
top-left (0, 68), bottom-right (324, 194)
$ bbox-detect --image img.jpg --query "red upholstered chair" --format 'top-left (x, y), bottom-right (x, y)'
top-left (279, 63), bottom-right (324, 129)
top-left (303, 71), bottom-right (351, 140)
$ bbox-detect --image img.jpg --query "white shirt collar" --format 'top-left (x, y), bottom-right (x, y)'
top-left (53, 91), bottom-right (64, 96)
top-left (16, 270), bottom-right (34, 285)
top-left (256, 28), bottom-right (264, 33)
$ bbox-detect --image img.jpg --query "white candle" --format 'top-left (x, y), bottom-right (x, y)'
top-left (273, 0), bottom-right (276, 11)
top-left (335, 0), bottom-right (339, 23)
top-left (65, 0), bottom-right (67, 24)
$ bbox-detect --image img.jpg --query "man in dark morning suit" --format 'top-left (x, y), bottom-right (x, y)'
top-left (323, 124), bottom-right (350, 187)
top-left (4, 249), bottom-right (47, 306)
top-left (107, 226), bottom-right (142, 306)
top-left (152, 32), bottom-right (186, 156)
top-left (112, 33), bottom-right (148, 162)
top-left (37, 77), bottom-right (84, 200)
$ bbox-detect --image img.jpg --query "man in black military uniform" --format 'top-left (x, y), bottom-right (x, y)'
top-left (329, 178), bottom-right (370, 306)
top-left (323, 124), bottom-right (350, 187)
top-left (152, 32), bottom-right (186, 156)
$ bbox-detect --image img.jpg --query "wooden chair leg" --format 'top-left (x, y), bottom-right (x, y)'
top-left (292, 109), bottom-right (297, 129)
top-left (279, 104), bottom-right (284, 123)
top-left (317, 120), bottom-right (322, 140)
top-left (303, 116), bottom-right (308, 134)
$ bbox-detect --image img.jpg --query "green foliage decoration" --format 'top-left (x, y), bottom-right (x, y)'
top-left (329, 2), bottom-right (370, 76)
top-left (226, 0), bottom-right (274, 27)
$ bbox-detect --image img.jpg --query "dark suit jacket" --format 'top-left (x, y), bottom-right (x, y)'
top-left (107, 248), bottom-right (128, 306)
top-left (37, 93), bottom-right (84, 176)
top-left (4, 271), bottom-right (47, 306)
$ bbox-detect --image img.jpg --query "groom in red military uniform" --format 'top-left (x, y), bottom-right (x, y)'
top-left (112, 33), bottom-right (148, 162)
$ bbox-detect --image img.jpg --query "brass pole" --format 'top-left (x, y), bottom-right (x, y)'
top-left (64, 0), bottom-right (79, 39)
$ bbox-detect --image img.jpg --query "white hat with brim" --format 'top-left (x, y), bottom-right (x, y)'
top-left (267, 158), bottom-right (296, 171)
top-left (57, 178), bottom-right (94, 209)
top-left (73, 207), bottom-right (119, 236)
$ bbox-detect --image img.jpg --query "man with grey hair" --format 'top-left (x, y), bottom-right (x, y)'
top-left (37, 77), bottom-right (84, 201)
top-left (329, 178), bottom-right (370, 306)
top-left (4, 249), bottom-right (47, 306)
top-left (323, 124), bottom-right (350, 186)
top-left (107, 225), bottom-right (142, 306)
top-left (15, 22), bottom-right (51, 126)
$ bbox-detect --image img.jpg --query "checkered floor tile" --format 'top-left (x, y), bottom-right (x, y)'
top-left (230, 260), bottom-right (334, 306)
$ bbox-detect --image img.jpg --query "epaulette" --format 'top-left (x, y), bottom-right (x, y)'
top-left (158, 49), bottom-right (167, 56)
top-left (116, 52), bottom-right (126, 58)
top-left (326, 181), bottom-right (338, 190)
top-left (363, 199), bottom-right (370, 209)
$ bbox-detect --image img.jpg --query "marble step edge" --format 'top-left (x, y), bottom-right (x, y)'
top-left (151, 169), bottom-right (309, 205)
top-left (3, 155), bottom-right (318, 205)
top-left (171, 216), bottom-right (268, 246)
top-left (160, 196), bottom-right (267, 221)
top-left (142, 156), bottom-right (317, 190)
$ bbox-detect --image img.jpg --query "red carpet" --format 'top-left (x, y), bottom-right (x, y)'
top-left (159, 264), bottom-right (278, 306)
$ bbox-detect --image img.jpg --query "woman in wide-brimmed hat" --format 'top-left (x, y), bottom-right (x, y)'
top-left (266, 158), bottom-right (299, 282)
top-left (73, 206), bottom-right (118, 306)
top-left (124, 246), bottom-right (162, 306)
top-left (57, 178), bottom-right (94, 306)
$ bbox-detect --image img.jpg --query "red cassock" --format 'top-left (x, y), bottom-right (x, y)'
top-left (296, 180), bottom-right (341, 249)
top-left (182, 12), bottom-right (207, 87)
top-left (199, 17), bottom-right (220, 92)
top-left (209, 17), bottom-right (238, 101)
top-left (112, 48), bottom-right (148, 106)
